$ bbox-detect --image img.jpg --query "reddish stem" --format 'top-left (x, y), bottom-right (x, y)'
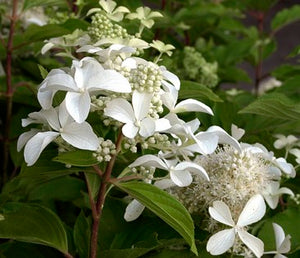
top-left (90, 130), bottom-right (123, 258)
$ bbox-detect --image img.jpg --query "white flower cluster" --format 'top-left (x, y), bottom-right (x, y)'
top-left (17, 1), bottom-right (296, 258)
top-left (169, 126), bottom-right (295, 257)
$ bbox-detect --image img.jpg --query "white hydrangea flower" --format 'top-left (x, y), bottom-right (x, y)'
top-left (262, 181), bottom-right (294, 209)
top-left (264, 223), bottom-right (291, 258)
top-left (104, 90), bottom-right (156, 139)
top-left (129, 154), bottom-right (209, 187)
top-left (38, 57), bottom-right (131, 123)
top-left (17, 102), bottom-right (99, 166)
top-left (274, 134), bottom-right (299, 150)
top-left (207, 194), bottom-right (266, 257)
top-left (87, 0), bottom-right (130, 22)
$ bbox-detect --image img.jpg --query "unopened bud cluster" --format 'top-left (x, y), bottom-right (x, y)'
top-left (131, 166), bottom-right (155, 180)
top-left (144, 133), bottom-right (171, 149)
top-left (93, 137), bottom-right (116, 162)
top-left (88, 13), bottom-right (131, 41)
top-left (129, 64), bottom-right (163, 93)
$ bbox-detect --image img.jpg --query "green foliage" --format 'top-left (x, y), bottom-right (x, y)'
top-left (239, 93), bottom-right (300, 121)
top-left (115, 181), bottom-right (198, 255)
top-left (271, 5), bottom-right (300, 32)
top-left (22, 0), bottom-right (67, 11)
top-left (54, 150), bottom-right (99, 167)
top-left (0, 202), bottom-right (68, 254)
top-left (179, 80), bottom-right (222, 102)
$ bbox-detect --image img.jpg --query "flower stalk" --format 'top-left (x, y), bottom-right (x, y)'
top-left (90, 129), bottom-right (123, 258)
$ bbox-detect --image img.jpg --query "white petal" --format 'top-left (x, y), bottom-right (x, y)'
top-left (61, 122), bottom-right (99, 150)
top-left (161, 67), bottom-right (180, 90)
top-left (273, 223), bottom-right (286, 250)
top-left (17, 129), bottom-right (40, 151)
top-left (58, 101), bottom-right (74, 128)
top-left (124, 199), bottom-right (145, 222)
top-left (88, 69), bottom-right (131, 93)
top-left (154, 179), bottom-right (176, 189)
top-left (122, 122), bottom-right (138, 139)
top-left (276, 158), bottom-right (295, 177)
top-left (193, 131), bottom-right (219, 155)
top-left (175, 161), bottom-right (209, 181)
top-left (161, 87), bottom-right (177, 110)
top-left (209, 201), bottom-right (235, 227)
top-left (237, 194), bottom-right (266, 227)
top-left (277, 187), bottom-right (294, 196)
top-left (174, 99), bottom-right (213, 115)
top-left (206, 229), bottom-right (235, 255)
top-left (155, 118), bottom-right (171, 132)
top-left (170, 169), bottom-right (192, 187)
top-left (278, 235), bottom-right (291, 254)
top-left (264, 194), bottom-right (279, 209)
top-left (37, 88), bottom-right (57, 110)
top-left (237, 229), bottom-right (264, 258)
top-left (104, 98), bottom-right (134, 124)
top-left (65, 91), bottom-right (91, 123)
top-left (139, 118), bottom-right (155, 138)
top-left (207, 126), bottom-right (241, 151)
top-left (231, 124), bottom-right (245, 141)
top-left (41, 73), bottom-right (78, 92)
top-left (129, 155), bottom-right (167, 170)
top-left (43, 108), bottom-right (60, 131)
top-left (132, 91), bottom-right (152, 120)
top-left (24, 131), bottom-right (59, 166)
top-left (274, 254), bottom-right (287, 258)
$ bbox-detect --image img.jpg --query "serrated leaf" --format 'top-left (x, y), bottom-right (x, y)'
top-left (115, 181), bottom-right (197, 255)
top-left (239, 93), bottom-right (300, 121)
top-left (54, 150), bottom-right (99, 167)
top-left (179, 80), bottom-right (222, 102)
top-left (0, 203), bottom-right (68, 254)
top-left (271, 5), bottom-right (300, 32)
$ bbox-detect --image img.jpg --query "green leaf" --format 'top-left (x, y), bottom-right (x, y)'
top-left (239, 93), bottom-right (300, 121)
top-left (37, 64), bottom-right (48, 79)
top-left (100, 248), bottom-right (156, 258)
top-left (54, 150), bottom-right (99, 167)
top-left (271, 5), bottom-right (300, 32)
top-left (179, 80), bottom-right (222, 102)
top-left (0, 203), bottom-right (68, 253)
top-left (74, 211), bottom-right (91, 258)
top-left (115, 181), bottom-right (197, 255)
top-left (22, 0), bottom-right (67, 11)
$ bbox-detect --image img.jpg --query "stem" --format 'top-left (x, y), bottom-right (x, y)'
top-left (64, 252), bottom-right (74, 258)
top-left (2, 0), bottom-right (18, 187)
top-left (90, 130), bottom-right (123, 258)
top-left (254, 12), bottom-right (264, 95)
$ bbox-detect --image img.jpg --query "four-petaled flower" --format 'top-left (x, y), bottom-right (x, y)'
top-left (104, 90), bottom-right (156, 138)
top-left (38, 57), bottom-right (131, 123)
top-left (18, 102), bottom-right (99, 166)
top-left (129, 154), bottom-right (209, 187)
top-left (206, 194), bottom-right (266, 258)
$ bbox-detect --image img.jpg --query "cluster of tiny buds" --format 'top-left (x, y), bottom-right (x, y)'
top-left (88, 12), bottom-right (131, 41)
top-left (131, 166), bottom-right (155, 180)
top-left (290, 193), bottom-right (300, 205)
top-left (90, 95), bottom-right (111, 112)
top-left (144, 133), bottom-right (171, 149)
top-left (129, 64), bottom-right (163, 93)
top-left (123, 138), bottom-right (138, 153)
top-left (93, 137), bottom-right (116, 162)
top-left (149, 93), bottom-right (164, 119)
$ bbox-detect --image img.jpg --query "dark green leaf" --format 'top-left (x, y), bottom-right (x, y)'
top-left (54, 150), bottom-right (99, 167)
top-left (0, 203), bottom-right (68, 253)
top-left (271, 5), bottom-right (300, 32)
top-left (239, 93), bottom-right (300, 121)
top-left (100, 248), bottom-right (155, 258)
top-left (74, 211), bottom-right (91, 258)
top-left (115, 181), bottom-right (197, 255)
top-left (179, 80), bottom-right (222, 102)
